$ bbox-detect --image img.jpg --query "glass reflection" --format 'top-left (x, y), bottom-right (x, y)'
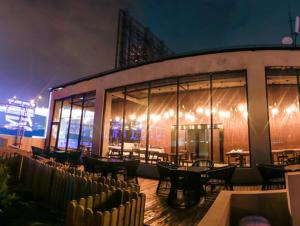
top-left (267, 69), bottom-right (300, 164)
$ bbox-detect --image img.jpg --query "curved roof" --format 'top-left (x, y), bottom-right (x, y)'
top-left (50, 45), bottom-right (300, 91)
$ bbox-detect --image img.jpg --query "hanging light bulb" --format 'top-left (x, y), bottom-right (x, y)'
top-left (129, 114), bottom-right (136, 120)
top-left (271, 108), bottom-right (279, 115)
top-left (196, 107), bottom-right (204, 114)
top-left (164, 112), bottom-right (170, 119)
top-left (225, 111), bottom-right (231, 118)
top-left (205, 109), bottom-right (210, 116)
top-left (238, 104), bottom-right (245, 112)
top-left (169, 109), bottom-right (174, 117)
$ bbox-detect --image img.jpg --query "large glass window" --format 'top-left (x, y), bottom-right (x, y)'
top-left (267, 68), bottom-right (300, 164)
top-left (103, 88), bottom-right (125, 156)
top-left (212, 72), bottom-right (249, 166)
top-left (178, 76), bottom-right (211, 161)
top-left (149, 79), bottom-right (177, 162)
top-left (57, 98), bottom-right (72, 149)
top-left (103, 70), bottom-right (250, 167)
top-left (49, 100), bottom-right (62, 148)
top-left (80, 95), bottom-right (95, 150)
top-left (49, 91), bottom-right (96, 151)
top-left (68, 96), bottom-right (83, 149)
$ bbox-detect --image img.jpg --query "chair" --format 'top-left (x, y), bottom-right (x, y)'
top-left (157, 152), bottom-right (169, 162)
top-left (108, 148), bottom-right (121, 158)
top-left (31, 146), bottom-right (51, 159)
top-left (68, 150), bottom-right (82, 166)
top-left (82, 156), bottom-right (104, 173)
top-left (148, 151), bottom-right (159, 164)
top-left (256, 163), bottom-right (285, 190)
top-left (54, 151), bottom-right (69, 163)
top-left (205, 165), bottom-right (236, 191)
top-left (167, 169), bottom-right (207, 208)
top-left (192, 159), bottom-right (214, 169)
top-left (179, 152), bottom-right (194, 166)
top-left (228, 153), bottom-right (245, 167)
top-left (123, 159), bottom-right (140, 184)
top-left (156, 161), bottom-right (178, 195)
top-left (277, 150), bottom-right (296, 166)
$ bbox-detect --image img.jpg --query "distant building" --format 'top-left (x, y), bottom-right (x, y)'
top-left (115, 9), bottom-right (174, 69)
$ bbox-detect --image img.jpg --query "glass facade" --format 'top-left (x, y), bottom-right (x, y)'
top-left (49, 91), bottom-right (96, 151)
top-left (266, 68), bottom-right (300, 163)
top-left (103, 70), bottom-right (250, 167)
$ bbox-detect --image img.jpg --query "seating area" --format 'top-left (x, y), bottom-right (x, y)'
top-left (4, 145), bottom-right (300, 226)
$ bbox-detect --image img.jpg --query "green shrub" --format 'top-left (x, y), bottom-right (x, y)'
top-left (0, 161), bottom-right (16, 212)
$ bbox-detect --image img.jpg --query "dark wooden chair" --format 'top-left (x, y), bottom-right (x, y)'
top-left (192, 159), bottom-right (214, 169)
top-left (53, 151), bottom-right (68, 164)
top-left (148, 151), bottom-right (159, 164)
top-left (68, 150), bottom-right (82, 166)
top-left (256, 163), bottom-right (285, 190)
top-left (205, 165), bottom-right (236, 191)
top-left (278, 150), bottom-right (296, 166)
top-left (228, 153), bottom-right (245, 167)
top-left (82, 156), bottom-right (103, 173)
top-left (123, 159), bottom-right (140, 184)
top-left (167, 169), bottom-right (207, 208)
top-left (156, 161), bottom-right (178, 195)
top-left (31, 146), bottom-right (52, 159)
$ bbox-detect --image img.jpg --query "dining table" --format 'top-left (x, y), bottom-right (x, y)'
top-left (94, 157), bottom-right (126, 179)
top-left (167, 165), bottom-right (209, 208)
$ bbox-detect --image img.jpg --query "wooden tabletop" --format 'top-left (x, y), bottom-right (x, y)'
top-left (284, 164), bottom-right (300, 172)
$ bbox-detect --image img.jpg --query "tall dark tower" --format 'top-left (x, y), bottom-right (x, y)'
top-left (115, 9), bottom-right (175, 69)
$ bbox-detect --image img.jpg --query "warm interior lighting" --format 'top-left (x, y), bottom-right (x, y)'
top-left (238, 104), bottom-right (246, 112)
top-left (169, 109), bottom-right (174, 117)
top-left (163, 112), bottom-right (170, 119)
top-left (271, 108), bottom-right (279, 115)
top-left (196, 107), bottom-right (204, 114)
top-left (286, 105), bottom-right (297, 115)
top-left (115, 116), bottom-right (120, 122)
top-left (205, 109), bottom-right (210, 116)
top-left (129, 114), bottom-right (136, 120)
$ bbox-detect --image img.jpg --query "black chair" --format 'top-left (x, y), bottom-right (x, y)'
top-left (278, 150), bottom-right (296, 166)
top-left (68, 150), bottom-right (82, 166)
top-left (180, 152), bottom-right (195, 166)
top-left (205, 165), bottom-right (236, 191)
top-left (123, 159), bottom-right (140, 184)
top-left (148, 151), bottom-right (159, 164)
top-left (192, 159), bottom-right (214, 169)
top-left (228, 153), bottom-right (245, 167)
top-left (82, 156), bottom-right (103, 173)
top-left (156, 161), bottom-right (178, 195)
top-left (167, 169), bottom-right (207, 208)
top-left (53, 151), bottom-right (69, 163)
top-left (31, 146), bottom-right (51, 159)
top-left (256, 163), bottom-right (285, 190)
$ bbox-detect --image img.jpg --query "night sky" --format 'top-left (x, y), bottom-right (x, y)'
top-left (1, 0), bottom-right (300, 107)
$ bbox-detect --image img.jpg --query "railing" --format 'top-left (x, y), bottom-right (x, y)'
top-left (19, 156), bottom-right (140, 209)
top-left (65, 189), bottom-right (146, 226)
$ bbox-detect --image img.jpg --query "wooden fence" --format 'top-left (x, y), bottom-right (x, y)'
top-left (1, 153), bottom-right (146, 225)
top-left (65, 189), bottom-right (146, 226)
top-left (18, 157), bottom-right (140, 209)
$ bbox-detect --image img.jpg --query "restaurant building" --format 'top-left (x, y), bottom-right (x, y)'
top-left (46, 46), bottom-right (300, 183)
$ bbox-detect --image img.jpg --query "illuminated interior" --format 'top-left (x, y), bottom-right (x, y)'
top-left (103, 70), bottom-right (250, 166)
top-left (49, 92), bottom-right (95, 151)
top-left (267, 68), bottom-right (300, 163)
